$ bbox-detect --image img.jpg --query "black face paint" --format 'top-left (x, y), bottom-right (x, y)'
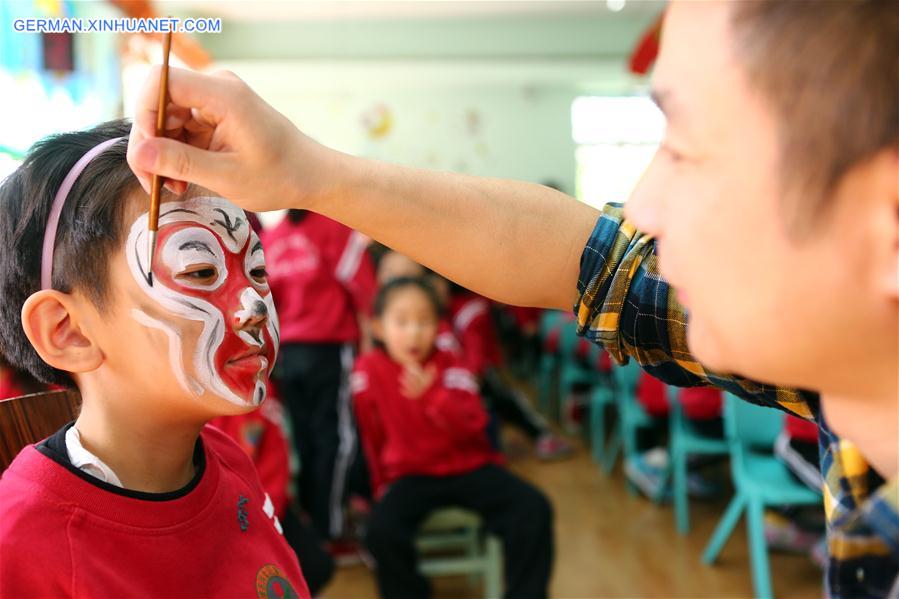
top-left (211, 208), bottom-right (244, 244)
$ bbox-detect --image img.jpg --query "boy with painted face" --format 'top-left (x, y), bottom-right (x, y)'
top-left (0, 120), bottom-right (309, 598)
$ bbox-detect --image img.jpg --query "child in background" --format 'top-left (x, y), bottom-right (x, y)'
top-left (0, 121), bottom-right (309, 597)
top-left (496, 305), bottom-right (543, 378)
top-left (765, 414), bottom-right (827, 566)
top-left (625, 372), bottom-right (724, 499)
top-left (262, 208), bottom-right (377, 544)
top-left (373, 247), bottom-right (460, 355)
top-left (352, 277), bottom-right (554, 598)
top-left (374, 246), bottom-right (569, 459)
top-left (441, 279), bottom-right (572, 460)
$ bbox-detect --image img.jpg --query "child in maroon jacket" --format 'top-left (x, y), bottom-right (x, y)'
top-left (352, 277), bottom-right (554, 599)
top-left (440, 279), bottom-right (571, 460)
top-left (263, 209), bottom-right (377, 541)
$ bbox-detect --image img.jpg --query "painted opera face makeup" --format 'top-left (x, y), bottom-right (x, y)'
top-left (126, 196), bottom-right (280, 407)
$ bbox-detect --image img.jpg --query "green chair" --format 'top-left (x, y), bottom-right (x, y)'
top-left (555, 318), bottom-right (607, 425)
top-left (658, 385), bottom-right (729, 534)
top-left (537, 310), bottom-right (565, 417)
top-left (608, 360), bottom-right (656, 495)
top-left (588, 344), bottom-right (618, 469)
top-left (417, 507), bottom-right (503, 599)
top-left (701, 394), bottom-right (821, 599)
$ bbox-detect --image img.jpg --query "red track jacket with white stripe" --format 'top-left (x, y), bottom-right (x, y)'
top-left (262, 213), bottom-right (376, 343)
top-left (351, 348), bottom-right (503, 498)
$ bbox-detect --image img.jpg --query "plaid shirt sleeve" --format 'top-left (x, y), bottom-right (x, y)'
top-left (572, 202), bottom-right (819, 420)
top-left (572, 205), bottom-right (899, 597)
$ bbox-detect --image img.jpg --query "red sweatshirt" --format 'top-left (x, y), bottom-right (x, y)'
top-left (785, 414), bottom-right (820, 443)
top-left (637, 372), bottom-right (722, 420)
top-left (262, 213), bottom-right (376, 343)
top-left (435, 319), bottom-right (462, 355)
top-left (0, 367), bottom-right (22, 400)
top-left (0, 424), bottom-right (309, 598)
top-left (209, 392), bottom-right (291, 518)
top-left (351, 348), bottom-right (503, 498)
top-left (448, 292), bottom-right (503, 376)
top-left (503, 305), bottom-right (542, 330)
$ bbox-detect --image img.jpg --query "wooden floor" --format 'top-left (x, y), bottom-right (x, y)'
top-left (323, 432), bottom-right (823, 599)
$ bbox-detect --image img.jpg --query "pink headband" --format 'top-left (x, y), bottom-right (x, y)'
top-left (40, 136), bottom-right (127, 291)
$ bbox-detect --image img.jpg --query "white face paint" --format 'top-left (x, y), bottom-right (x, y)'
top-left (125, 196), bottom-right (280, 407)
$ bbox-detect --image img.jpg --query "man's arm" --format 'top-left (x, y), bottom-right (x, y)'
top-left (127, 67), bottom-right (598, 311)
top-left (324, 157), bottom-right (600, 310)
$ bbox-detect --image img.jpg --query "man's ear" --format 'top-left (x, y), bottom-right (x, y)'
top-left (890, 210), bottom-right (899, 299)
top-left (21, 291), bottom-right (102, 375)
top-left (887, 151), bottom-right (899, 300)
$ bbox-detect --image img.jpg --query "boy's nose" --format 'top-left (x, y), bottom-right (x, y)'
top-left (235, 289), bottom-right (269, 330)
top-left (243, 301), bottom-right (268, 327)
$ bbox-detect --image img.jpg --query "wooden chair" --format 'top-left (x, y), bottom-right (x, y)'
top-left (0, 389), bottom-right (81, 472)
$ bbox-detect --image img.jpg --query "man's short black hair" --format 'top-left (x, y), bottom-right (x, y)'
top-left (0, 119), bottom-right (141, 386)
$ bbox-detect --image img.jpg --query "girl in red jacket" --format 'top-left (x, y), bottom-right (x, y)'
top-left (352, 277), bottom-right (554, 598)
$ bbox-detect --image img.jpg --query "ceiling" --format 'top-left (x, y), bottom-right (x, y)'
top-left (161, 0), bottom-right (663, 22)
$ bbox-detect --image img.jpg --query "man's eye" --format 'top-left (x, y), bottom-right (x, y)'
top-left (660, 142), bottom-right (687, 164)
top-left (250, 267), bottom-right (268, 282)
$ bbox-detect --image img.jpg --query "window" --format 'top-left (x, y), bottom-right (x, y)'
top-left (571, 96), bottom-right (664, 208)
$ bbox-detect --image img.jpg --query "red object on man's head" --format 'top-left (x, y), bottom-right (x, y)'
top-left (629, 12), bottom-right (665, 76)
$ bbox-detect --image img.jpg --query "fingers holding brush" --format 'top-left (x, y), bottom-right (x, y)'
top-left (127, 65), bottom-right (319, 213)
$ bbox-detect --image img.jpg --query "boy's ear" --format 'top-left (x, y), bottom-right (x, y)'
top-left (21, 291), bottom-right (103, 376)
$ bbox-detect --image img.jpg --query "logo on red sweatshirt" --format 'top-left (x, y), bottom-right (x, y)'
top-left (238, 495), bottom-right (249, 532)
top-left (256, 564), bottom-right (299, 599)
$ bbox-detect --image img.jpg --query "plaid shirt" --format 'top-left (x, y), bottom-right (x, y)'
top-left (574, 203), bottom-right (899, 598)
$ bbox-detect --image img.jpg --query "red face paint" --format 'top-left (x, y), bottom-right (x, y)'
top-left (153, 221), bottom-right (276, 403)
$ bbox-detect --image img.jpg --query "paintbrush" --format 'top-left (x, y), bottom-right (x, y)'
top-left (147, 30), bottom-right (173, 287)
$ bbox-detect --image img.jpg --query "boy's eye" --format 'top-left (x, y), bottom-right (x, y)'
top-left (177, 267), bottom-right (217, 282)
top-left (250, 267), bottom-right (268, 283)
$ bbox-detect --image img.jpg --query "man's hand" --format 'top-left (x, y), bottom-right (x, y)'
top-left (127, 66), bottom-right (339, 212)
top-left (400, 364), bottom-right (437, 400)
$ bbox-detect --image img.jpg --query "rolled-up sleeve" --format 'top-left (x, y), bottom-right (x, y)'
top-left (573, 202), bottom-right (818, 420)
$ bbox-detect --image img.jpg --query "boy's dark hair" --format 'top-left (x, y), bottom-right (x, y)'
top-left (0, 119), bottom-right (142, 385)
top-left (373, 276), bottom-right (444, 320)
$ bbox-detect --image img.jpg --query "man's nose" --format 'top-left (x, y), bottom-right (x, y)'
top-left (624, 150), bottom-right (666, 238)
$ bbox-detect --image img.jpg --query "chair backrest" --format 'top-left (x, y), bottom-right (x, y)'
top-left (722, 392), bottom-right (784, 449)
top-left (612, 358), bottom-right (642, 397)
top-left (556, 317), bottom-right (583, 361)
top-left (0, 389), bottom-right (81, 472)
top-left (539, 309), bottom-right (564, 339)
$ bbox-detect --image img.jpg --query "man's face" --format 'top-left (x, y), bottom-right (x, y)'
top-left (624, 1), bottom-right (896, 396)
top-left (98, 195), bottom-right (280, 415)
